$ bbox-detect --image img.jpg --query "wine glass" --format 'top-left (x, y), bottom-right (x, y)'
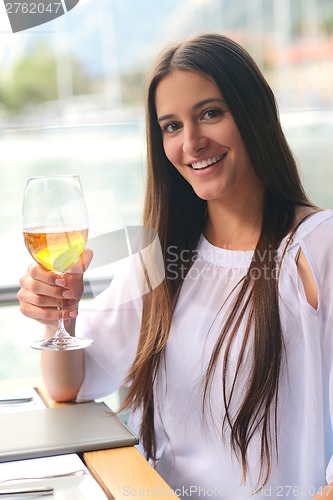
top-left (22, 175), bottom-right (93, 351)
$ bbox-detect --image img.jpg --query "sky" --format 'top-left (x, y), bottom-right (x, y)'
top-left (0, 0), bottom-right (186, 76)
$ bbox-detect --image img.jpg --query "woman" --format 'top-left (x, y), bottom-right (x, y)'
top-left (18, 34), bottom-right (333, 499)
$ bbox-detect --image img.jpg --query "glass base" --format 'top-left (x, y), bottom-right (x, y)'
top-left (31, 336), bottom-right (93, 351)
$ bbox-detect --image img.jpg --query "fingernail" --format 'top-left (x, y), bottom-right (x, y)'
top-left (62, 290), bottom-right (74, 299)
top-left (55, 278), bottom-right (66, 287)
top-left (69, 310), bottom-right (78, 318)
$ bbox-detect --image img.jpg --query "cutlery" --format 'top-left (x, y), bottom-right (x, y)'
top-left (0, 486), bottom-right (53, 496)
top-left (0, 398), bottom-right (33, 405)
top-left (0, 469), bottom-right (87, 484)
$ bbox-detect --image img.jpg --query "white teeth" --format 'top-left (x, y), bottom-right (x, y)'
top-left (191, 154), bottom-right (225, 170)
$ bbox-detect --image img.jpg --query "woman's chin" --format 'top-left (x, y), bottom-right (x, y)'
top-left (192, 187), bottom-right (224, 202)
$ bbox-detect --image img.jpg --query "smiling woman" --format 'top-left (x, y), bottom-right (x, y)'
top-left (1, 0), bottom-right (333, 495)
top-left (155, 70), bottom-right (264, 222)
top-left (15, 32), bottom-right (333, 499)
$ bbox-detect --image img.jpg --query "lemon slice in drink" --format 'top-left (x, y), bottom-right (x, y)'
top-left (35, 243), bottom-right (84, 272)
top-left (52, 243), bottom-right (84, 271)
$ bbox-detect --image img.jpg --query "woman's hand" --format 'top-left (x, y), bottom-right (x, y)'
top-left (17, 249), bottom-right (93, 329)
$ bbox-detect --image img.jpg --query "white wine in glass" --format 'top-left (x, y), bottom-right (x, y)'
top-left (22, 175), bottom-right (93, 351)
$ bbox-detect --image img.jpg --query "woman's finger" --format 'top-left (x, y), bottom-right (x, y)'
top-left (19, 300), bottom-right (78, 324)
top-left (67, 248), bottom-right (93, 275)
top-left (19, 271), bottom-right (68, 299)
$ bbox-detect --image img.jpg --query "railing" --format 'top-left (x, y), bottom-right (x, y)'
top-left (0, 278), bottom-right (112, 306)
top-left (0, 286), bottom-right (20, 305)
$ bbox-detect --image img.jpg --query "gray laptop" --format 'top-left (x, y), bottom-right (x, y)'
top-left (0, 401), bottom-right (138, 462)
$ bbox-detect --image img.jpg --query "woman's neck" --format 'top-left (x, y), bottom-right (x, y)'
top-left (204, 195), bottom-right (264, 251)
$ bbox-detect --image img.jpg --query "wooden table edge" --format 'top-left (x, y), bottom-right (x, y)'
top-left (34, 381), bottom-right (179, 499)
top-left (84, 446), bottom-right (179, 499)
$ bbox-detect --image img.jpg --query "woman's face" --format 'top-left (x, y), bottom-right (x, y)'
top-left (155, 70), bottom-right (263, 204)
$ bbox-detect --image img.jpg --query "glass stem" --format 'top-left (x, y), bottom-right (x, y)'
top-left (56, 298), bottom-right (70, 339)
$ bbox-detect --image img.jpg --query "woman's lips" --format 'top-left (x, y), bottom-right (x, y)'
top-left (191, 153), bottom-right (227, 170)
top-left (188, 153), bottom-right (227, 175)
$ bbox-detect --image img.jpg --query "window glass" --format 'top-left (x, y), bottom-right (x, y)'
top-left (0, 0), bottom-right (332, 380)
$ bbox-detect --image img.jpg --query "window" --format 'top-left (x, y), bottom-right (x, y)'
top-left (0, 0), bottom-right (332, 380)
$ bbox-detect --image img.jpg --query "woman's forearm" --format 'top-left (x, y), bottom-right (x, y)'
top-left (40, 322), bottom-right (84, 402)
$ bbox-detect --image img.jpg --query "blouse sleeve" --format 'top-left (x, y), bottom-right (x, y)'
top-left (75, 252), bottom-right (149, 402)
top-left (300, 216), bottom-right (333, 485)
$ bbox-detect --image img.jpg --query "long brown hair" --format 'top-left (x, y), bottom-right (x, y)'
top-left (121, 33), bottom-right (312, 487)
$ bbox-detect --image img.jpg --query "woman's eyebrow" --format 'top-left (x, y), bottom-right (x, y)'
top-left (157, 113), bottom-right (176, 124)
top-left (192, 98), bottom-right (226, 110)
top-left (157, 98), bottom-right (226, 123)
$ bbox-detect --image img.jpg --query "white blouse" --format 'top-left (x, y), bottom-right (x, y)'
top-left (76, 209), bottom-right (333, 499)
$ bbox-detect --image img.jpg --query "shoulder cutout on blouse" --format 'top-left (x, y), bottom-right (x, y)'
top-left (286, 208), bottom-right (333, 310)
top-left (295, 247), bottom-right (318, 309)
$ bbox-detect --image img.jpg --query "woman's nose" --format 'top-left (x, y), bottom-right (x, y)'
top-left (182, 124), bottom-right (207, 155)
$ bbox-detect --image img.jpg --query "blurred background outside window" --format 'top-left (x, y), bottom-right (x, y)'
top-left (0, 0), bottom-right (332, 381)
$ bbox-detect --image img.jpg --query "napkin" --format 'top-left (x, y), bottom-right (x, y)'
top-left (0, 388), bottom-right (46, 414)
top-left (0, 454), bottom-right (86, 482)
top-left (0, 454), bottom-right (108, 499)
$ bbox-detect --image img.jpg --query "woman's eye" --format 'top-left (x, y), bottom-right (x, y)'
top-left (202, 108), bottom-right (222, 120)
top-left (163, 122), bottom-right (181, 133)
